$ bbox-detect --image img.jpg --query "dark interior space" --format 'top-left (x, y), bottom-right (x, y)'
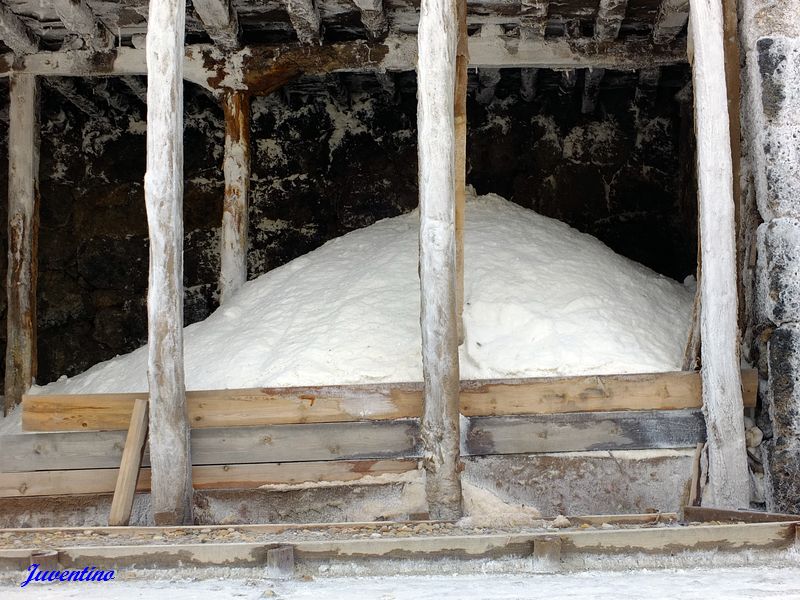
top-left (0, 64), bottom-right (696, 387)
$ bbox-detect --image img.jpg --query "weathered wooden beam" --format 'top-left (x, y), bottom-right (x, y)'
top-left (417, 0), bottom-right (462, 520)
top-left (653, 0), bottom-right (689, 44)
top-left (44, 77), bottom-right (103, 118)
top-left (520, 0), bottom-right (549, 39)
top-left (52, 0), bottom-right (113, 50)
top-left (0, 459), bottom-right (417, 498)
top-left (594, 0), bottom-right (628, 41)
top-left (520, 67), bottom-right (538, 101)
top-left (0, 4), bottom-right (38, 55)
top-left (20, 369), bottom-right (760, 432)
top-left (219, 90), bottom-right (250, 304)
top-left (683, 506), bottom-right (800, 524)
top-left (108, 398), bottom-right (148, 526)
top-left (145, 0), bottom-right (193, 525)
top-left (689, 0), bottom-right (749, 509)
top-left (4, 74), bottom-right (39, 415)
top-left (455, 0), bottom-right (468, 345)
top-left (582, 67), bottom-right (604, 113)
top-left (287, 0), bottom-right (322, 45)
top-left (121, 76), bottom-right (147, 104)
top-left (352, 0), bottom-right (388, 40)
top-left (634, 67), bottom-right (661, 110)
top-left (0, 36), bottom-right (688, 89)
top-left (193, 0), bottom-right (241, 50)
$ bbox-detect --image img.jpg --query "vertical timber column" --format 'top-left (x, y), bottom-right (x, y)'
top-left (454, 0), bottom-right (468, 345)
top-left (689, 0), bottom-right (750, 508)
top-left (417, 0), bottom-right (462, 520)
top-left (145, 0), bottom-right (193, 524)
top-left (740, 0), bottom-right (800, 512)
top-left (4, 74), bottom-right (39, 415)
top-left (219, 91), bottom-right (251, 305)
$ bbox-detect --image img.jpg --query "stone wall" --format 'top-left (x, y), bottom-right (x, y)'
top-left (0, 66), bottom-right (694, 389)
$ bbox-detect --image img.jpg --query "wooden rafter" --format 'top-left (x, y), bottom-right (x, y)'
top-left (653, 0), bottom-right (689, 44)
top-left (582, 67), bottom-right (604, 113)
top-left (0, 4), bottom-right (38, 55)
top-left (193, 0), bottom-right (242, 50)
top-left (352, 0), bottom-right (388, 40)
top-left (520, 0), bottom-right (549, 39)
top-left (52, 0), bottom-right (113, 50)
top-left (594, 0), bottom-right (628, 41)
top-left (287, 0), bottom-right (322, 45)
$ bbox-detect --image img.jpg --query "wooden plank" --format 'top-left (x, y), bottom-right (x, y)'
top-left (21, 370), bottom-right (760, 432)
top-left (454, 0), bottom-right (468, 345)
top-left (145, 0), bottom-right (192, 526)
top-left (417, 0), bottom-right (462, 521)
top-left (352, 0), bottom-right (387, 39)
top-left (5, 74), bottom-right (40, 415)
top-left (689, 0), bottom-right (750, 509)
top-left (52, 0), bottom-right (113, 50)
top-left (0, 420), bottom-right (420, 472)
top-left (219, 90), bottom-right (251, 304)
top-left (286, 0), bottom-right (321, 45)
top-left (108, 399), bottom-right (148, 526)
top-left (594, 0), bottom-right (628, 41)
top-left (465, 410), bottom-right (707, 456)
top-left (653, 0), bottom-right (689, 44)
top-left (192, 0), bottom-right (241, 50)
top-left (683, 506), bottom-right (800, 524)
top-left (0, 459), bottom-right (418, 498)
top-left (0, 4), bottom-right (38, 55)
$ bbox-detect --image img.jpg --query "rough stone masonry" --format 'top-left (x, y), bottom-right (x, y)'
top-left (741, 0), bottom-right (800, 512)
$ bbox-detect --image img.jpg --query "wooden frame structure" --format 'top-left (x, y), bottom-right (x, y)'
top-left (0, 0), bottom-right (751, 523)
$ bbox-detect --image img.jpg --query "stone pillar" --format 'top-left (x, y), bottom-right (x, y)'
top-left (740, 0), bottom-right (800, 512)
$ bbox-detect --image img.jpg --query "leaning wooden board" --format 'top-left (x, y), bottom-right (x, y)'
top-left (21, 369), bottom-right (758, 432)
top-left (1, 410), bottom-right (707, 473)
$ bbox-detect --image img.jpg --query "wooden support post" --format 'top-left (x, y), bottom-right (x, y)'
top-left (5, 74), bottom-right (40, 415)
top-left (219, 91), bottom-right (251, 304)
top-left (109, 398), bottom-right (149, 526)
top-left (417, 0), bottom-right (463, 520)
top-left (688, 0), bottom-right (749, 509)
top-left (532, 536), bottom-right (562, 573)
top-left (455, 0), bottom-right (468, 345)
top-left (145, 0), bottom-right (193, 525)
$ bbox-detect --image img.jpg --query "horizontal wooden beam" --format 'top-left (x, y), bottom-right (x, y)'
top-left (466, 410), bottom-right (707, 455)
top-left (0, 34), bottom-right (688, 92)
top-left (682, 506), bottom-right (800, 524)
top-left (0, 459), bottom-right (417, 498)
top-left (22, 370), bottom-right (759, 432)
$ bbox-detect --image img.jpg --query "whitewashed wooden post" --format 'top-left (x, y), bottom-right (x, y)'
top-left (4, 74), bottom-right (39, 415)
top-left (688, 0), bottom-right (750, 508)
top-left (144, 0), bottom-right (193, 524)
top-left (454, 0), bottom-right (468, 345)
top-left (417, 0), bottom-right (463, 519)
top-left (219, 90), bottom-right (250, 304)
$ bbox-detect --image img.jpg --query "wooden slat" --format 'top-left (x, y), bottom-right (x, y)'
top-left (108, 398), bottom-right (148, 526)
top-left (21, 370), bottom-right (759, 432)
top-left (0, 421), bottom-right (420, 472)
top-left (683, 506), bottom-right (800, 524)
top-left (465, 410), bottom-right (707, 455)
top-left (0, 459), bottom-right (417, 498)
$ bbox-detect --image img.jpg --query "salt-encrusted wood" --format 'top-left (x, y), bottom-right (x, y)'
top-left (287, 0), bottom-right (322, 45)
top-left (144, 0), bottom-right (193, 525)
top-left (455, 0), bottom-right (468, 344)
top-left (582, 68), bottom-right (604, 113)
top-left (219, 90), bottom-right (251, 304)
top-left (353, 0), bottom-right (388, 39)
top-left (520, 67), bottom-right (538, 101)
top-left (45, 78), bottom-right (103, 118)
top-left (520, 0), bottom-right (549, 39)
top-left (121, 76), bottom-right (147, 104)
top-left (52, 0), bottom-right (113, 50)
top-left (4, 74), bottom-right (39, 415)
top-left (0, 4), bottom-right (38, 55)
top-left (653, 0), bottom-right (689, 44)
top-left (417, 0), bottom-right (462, 520)
top-left (193, 0), bottom-right (241, 50)
top-left (689, 0), bottom-right (749, 509)
top-left (594, 0), bottom-right (628, 41)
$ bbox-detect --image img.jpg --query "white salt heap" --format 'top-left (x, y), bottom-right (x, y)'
top-left (34, 191), bottom-right (692, 394)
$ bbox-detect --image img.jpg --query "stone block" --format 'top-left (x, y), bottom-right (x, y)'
top-left (755, 218), bottom-right (800, 326)
top-left (766, 323), bottom-right (800, 442)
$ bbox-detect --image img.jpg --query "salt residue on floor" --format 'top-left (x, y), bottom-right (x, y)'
top-left (33, 191), bottom-right (693, 394)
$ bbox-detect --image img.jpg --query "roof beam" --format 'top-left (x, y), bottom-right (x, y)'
top-left (193, 0), bottom-right (241, 50)
top-left (0, 4), bottom-right (38, 55)
top-left (594, 0), bottom-right (628, 41)
top-left (352, 0), bottom-right (388, 40)
top-left (520, 0), bottom-right (549, 39)
top-left (287, 0), bottom-right (322, 45)
top-left (653, 0), bottom-right (689, 44)
top-left (52, 0), bottom-right (113, 50)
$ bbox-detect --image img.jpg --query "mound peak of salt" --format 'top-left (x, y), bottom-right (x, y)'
top-left (34, 192), bottom-right (692, 394)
